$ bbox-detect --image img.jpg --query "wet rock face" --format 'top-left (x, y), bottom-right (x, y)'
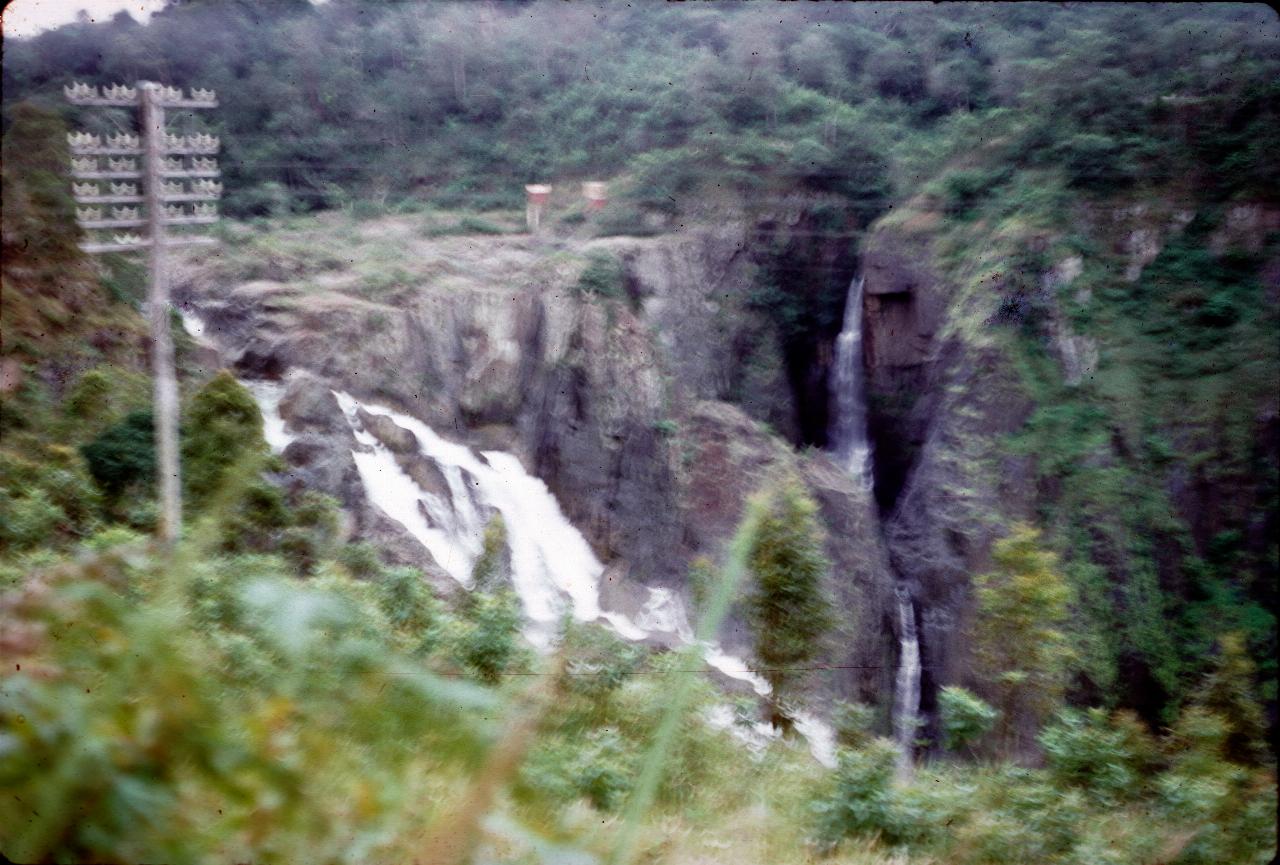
top-left (357, 408), bottom-right (419, 454)
top-left (174, 223), bottom-right (897, 703)
top-left (523, 298), bottom-right (684, 582)
top-left (883, 345), bottom-right (1037, 692)
top-left (799, 452), bottom-right (898, 706)
top-left (279, 374), bottom-right (345, 435)
top-left (859, 223), bottom-right (947, 513)
top-left (862, 227), bottom-right (945, 376)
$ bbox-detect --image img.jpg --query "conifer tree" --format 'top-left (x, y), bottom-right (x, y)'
top-left (972, 524), bottom-right (1074, 754)
top-left (744, 478), bottom-right (834, 729)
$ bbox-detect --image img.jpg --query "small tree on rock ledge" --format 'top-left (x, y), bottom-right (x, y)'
top-left (972, 524), bottom-right (1074, 756)
top-left (744, 477), bottom-right (834, 730)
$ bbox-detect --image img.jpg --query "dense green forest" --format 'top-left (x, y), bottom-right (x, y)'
top-left (2, 2), bottom-right (1278, 863)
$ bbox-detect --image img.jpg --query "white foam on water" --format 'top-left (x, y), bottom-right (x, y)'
top-left (178, 308), bottom-right (208, 340)
top-left (893, 591), bottom-right (922, 780)
top-left (792, 710), bottom-right (839, 769)
top-left (233, 383), bottom-right (839, 767)
top-left (243, 379), bottom-right (296, 453)
top-left (704, 703), bottom-right (782, 755)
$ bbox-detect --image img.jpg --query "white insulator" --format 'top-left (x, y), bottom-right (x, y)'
top-left (107, 157), bottom-right (138, 172)
top-left (188, 133), bottom-right (219, 153)
top-left (112, 206), bottom-right (140, 220)
top-left (192, 202), bottom-right (218, 217)
top-left (192, 157), bottom-right (218, 172)
top-left (163, 157), bottom-right (185, 172)
top-left (112, 233), bottom-right (144, 245)
top-left (164, 204), bottom-right (185, 219)
top-left (110, 182), bottom-right (139, 196)
top-left (103, 84), bottom-right (137, 101)
top-left (64, 82), bottom-right (99, 101)
top-left (71, 157), bottom-right (99, 173)
top-left (76, 206), bottom-right (103, 221)
top-left (67, 132), bottom-right (101, 150)
top-left (165, 134), bottom-right (186, 150)
top-left (107, 133), bottom-right (140, 149)
top-left (190, 87), bottom-right (216, 102)
top-left (162, 180), bottom-right (185, 195)
top-left (192, 179), bottom-right (222, 197)
top-left (73, 182), bottom-right (100, 197)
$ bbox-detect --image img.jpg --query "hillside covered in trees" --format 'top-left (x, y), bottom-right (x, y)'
top-left (2, 2), bottom-right (1277, 864)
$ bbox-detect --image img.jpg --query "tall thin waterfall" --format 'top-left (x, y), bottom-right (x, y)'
top-left (893, 590), bottom-right (922, 780)
top-left (831, 276), bottom-right (873, 489)
top-left (829, 277), bottom-right (922, 776)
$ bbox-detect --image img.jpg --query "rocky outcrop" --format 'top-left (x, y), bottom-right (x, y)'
top-left (357, 408), bottom-right (418, 453)
top-left (173, 218), bottom-right (897, 709)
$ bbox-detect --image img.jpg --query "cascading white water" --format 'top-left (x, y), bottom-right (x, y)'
top-left (829, 276), bottom-right (922, 775)
top-left (242, 379), bottom-right (296, 453)
top-left (331, 394), bottom-right (841, 764)
top-left (334, 391), bottom-right (602, 639)
top-left (221, 350), bottom-right (837, 763)
top-left (831, 276), bottom-right (873, 489)
top-left (893, 591), bottom-right (922, 780)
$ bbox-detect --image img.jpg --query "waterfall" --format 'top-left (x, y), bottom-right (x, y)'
top-left (831, 276), bottom-right (873, 489)
top-left (893, 590), bottom-right (922, 780)
top-left (182, 312), bottom-right (841, 765)
top-left (242, 379), bottom-right (295, 453)
top-left (328, 393), bottom-right (837, 765)
top-left (829, 276), bottom-right (922, 775)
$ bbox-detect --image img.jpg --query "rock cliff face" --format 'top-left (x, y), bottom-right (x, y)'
top-left (174, 218), bottom-right (896, 707)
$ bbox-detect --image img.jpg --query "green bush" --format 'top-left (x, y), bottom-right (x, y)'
top-left (744, 479), bottom-right (834, 723)
top-left (938, 686), bottom-right (998, 753)
top-left (80, 410), bottom-right (155, 501)
top-left (0, 547), bottom-right (498, 864)
top-left (1039, 708), bottom-right (1148, 802)
top-left (812, 739), bottom-right (909, 848)
top-left (573, 251), bottom-right (627, 301)
top-left (0, 487), bottom-right (63, 550)
top-left (183, 371), bottom-right (268, 509)
top-left (470, 514), bottom-right (509, 594)
top-left (832, 700), bottom-right (879, 750)
top-left (450, 589), bottom-right (522, 685)
top-left (458, 215), bottom-right (505, 235)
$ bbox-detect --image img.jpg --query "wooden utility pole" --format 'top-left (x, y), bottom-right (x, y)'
top-left (64, 81), bottom-right (222, 543)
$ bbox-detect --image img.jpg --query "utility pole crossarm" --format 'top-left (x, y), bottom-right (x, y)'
top-left (64, 80), bottom-right (224, 544)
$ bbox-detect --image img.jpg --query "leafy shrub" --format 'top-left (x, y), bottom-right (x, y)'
top-left (0, 548), bottom-right (497, 864)
top-left (573, 251), bottom-right (627, 300)
top-left (0, 488), bottom-right (63, 550)
top-left (80, 410), bottom-right (155, 501)
top-left (1039, 708), bottom-right (1149, 802)
top-left (938, 686), bottom-right (998, 752)
top-left (560, 622), bottom-right (644, 706)
top-left (593, 203), bottom-right (663, 237)
top-left (376, 565), bottom-right (440, 654)
top-left (832, 700), bottom-right (879, 750)
top-left (458, 215), bottom-right (505, 235)
top-left (470, 514), bottom-right (509, 594)
top-left (217, 478), bottom-right (292, 553)
top-left (744, 479), bottom-right (834, 722)
top-left (63, 368), bottom-right (113, 422)
top-left (450, 589), bottom-right (522, 684)
top-left (937, 167), bottom-right (1009, 219)
top-left (338, 541), bottom-right (383, 579)
top-left (812, 739), bottom-right (909, 848)
top-left (1157, 707), bottom-right (1279, 865)
top-left (183, 372), bottom-right (268, 510)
